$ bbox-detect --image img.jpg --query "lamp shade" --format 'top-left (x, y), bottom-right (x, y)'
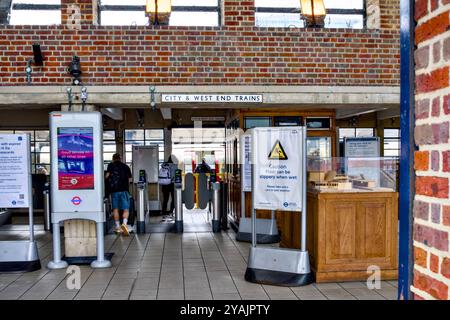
top-left (146, 0), bottom-right (172, 25)
top-left (300, 0), bottom-right (326, 27)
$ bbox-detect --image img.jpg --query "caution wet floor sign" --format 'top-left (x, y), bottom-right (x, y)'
top-left (252, 127), bottom-right (305, 212)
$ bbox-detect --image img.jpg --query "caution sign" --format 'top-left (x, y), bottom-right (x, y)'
top-left (268, 140), bottom-right (288, 160)
top-left (252, 127), bottom-right (305, 212)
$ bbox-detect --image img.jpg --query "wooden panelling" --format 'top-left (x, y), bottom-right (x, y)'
top-left (281, 191), bottom-right (398, 282)
top-left (64, 219), bottom-right (97, 257)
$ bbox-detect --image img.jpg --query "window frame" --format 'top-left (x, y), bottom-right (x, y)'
top-left (123, 128), bottom-right (165, 168)
top-left (255, 0), bottom-right (367, 29)
top-left (8, 0), bottom-right (61, 25)
top-left (97, 1), bottom-right (222, 27)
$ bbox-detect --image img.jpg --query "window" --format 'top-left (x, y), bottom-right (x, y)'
top-left (384, 128), bottom-right (400, 157)
top-left (255, 0), bottom-right (365, 29)
top-left (339, 127), bottom-right (374, 142)
top-left (103, 130), bottom-right (117, 170)
top-left (8, 0), bottom-right (61, 25)
top-left (124, 129), bottom-right (165, 168)
top-left (99, 0), bottom-right (220, 27)
top-left (0, 129), bottom-right (50, 174)
top-left (244, 117), bottom-right (271, 129)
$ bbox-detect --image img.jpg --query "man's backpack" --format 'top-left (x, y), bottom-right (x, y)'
top-left (109, 164), bottom-right (124, 192)
top-left (158, 163), bottom-right (172, 185)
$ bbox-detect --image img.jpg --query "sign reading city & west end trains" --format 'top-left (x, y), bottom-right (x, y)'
top-left (0, 134), bottom-right (30, 208)
top-left (252, 127), bottom-right (303, 212)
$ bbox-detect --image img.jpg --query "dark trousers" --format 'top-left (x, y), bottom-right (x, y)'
top-left (162, 183), bottom-right (175, 214)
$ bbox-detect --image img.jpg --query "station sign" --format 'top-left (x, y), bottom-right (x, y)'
top-left (252, 127), bottom-right (304, 212)
top-left (162, 94), bottom-right (263, 103)
top-left (0, 134), bottom-right (30, 208)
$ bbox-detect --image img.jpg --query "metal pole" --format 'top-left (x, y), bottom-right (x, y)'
top-left (136, 184), bottom-right (145, 233)
top-left (47, 222), bottom-right (68, 269)
top-left (91, 222), bottom-right (112, 268)
top-left (175, 187), bottom-right (183, 233)
top-left (43, 190), bottom-right (51, 232)
top-left (251, 163), bottom-right (256, 248)
top-left (212, 182), bottom-right (221, 233)
top-left (301, 127), bottom-right (307, 252)
top-left (26, 134), bottom-right (34, 243)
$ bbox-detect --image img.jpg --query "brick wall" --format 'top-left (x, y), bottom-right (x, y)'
top-left (412, 0), bottom-right (450, 300)
top-left (0, 0), bottom-right (400, 86)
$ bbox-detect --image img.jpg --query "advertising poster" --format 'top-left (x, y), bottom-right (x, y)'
top-left (57, 127), bottom-right (94, 190)
top-left (252, 127), bottom-right (303, 212)
top-left (0, 134), bottom-right (30, 208)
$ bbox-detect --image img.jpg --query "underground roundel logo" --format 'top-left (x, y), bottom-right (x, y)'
top-left (71, 196), bottom-right (82, 206)
top-left (283, 202), bottom-right (289, 207)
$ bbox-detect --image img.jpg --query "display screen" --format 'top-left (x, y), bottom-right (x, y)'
top-left (57, 127), bottom-right (94, 190)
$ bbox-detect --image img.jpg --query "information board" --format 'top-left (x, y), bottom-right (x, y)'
top-left (344, 137), bottom-right (380, 157)
top-left (57, 127), bottom-right (94, 190)
top-left (0, 134), bottom-right (30, 208)
top-left (252, 127), bottom-right (304, 212)
top-left (240, 133), bottom-right (252, 192)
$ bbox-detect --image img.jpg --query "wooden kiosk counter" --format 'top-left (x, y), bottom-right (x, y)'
top-left (280, 188), bottom-right (398, 283)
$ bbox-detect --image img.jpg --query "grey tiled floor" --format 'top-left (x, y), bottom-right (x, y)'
top-left (0, 213), bottom-right (398, 300)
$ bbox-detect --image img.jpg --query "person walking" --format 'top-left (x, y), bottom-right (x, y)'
top-left (159, 155), bottom-right (177, 216)
top-left (106, 153), bottom-right (132, 236)
top-left (194, 158), bottom-right (211, 174)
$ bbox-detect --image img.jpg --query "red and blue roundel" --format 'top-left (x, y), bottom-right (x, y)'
top-left (71, 196), bottom-right (82, 206)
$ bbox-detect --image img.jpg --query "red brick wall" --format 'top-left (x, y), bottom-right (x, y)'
top-left (412, 0), bottom-right (450, 300)
top-left (0, 0), bottom-right (400, 86)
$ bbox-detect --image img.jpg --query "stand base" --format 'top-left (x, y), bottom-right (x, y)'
top-left (47, 260), bottom-right (68, 270)
top-left (245, 267), bottom-right (314, 287)
top-left (174, 220), bottom-right (183, 233)
top-left (236, 232), bottom-right (281, 244)
top-left (136, 221), bottom-right (145, 234)
top-left (62, 253), bottom-right (114, 265)
top-left (0, 241), bottom-right (41, 273)
top-left (245, 246), bottom-right (313, 287)
top-left (212, 219), bottom-right (221, 233)
top-left (91, 259), bottom-right (112, 269)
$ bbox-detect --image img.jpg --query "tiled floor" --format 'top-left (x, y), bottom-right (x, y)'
top-left (0, 211), bottom-right (398, 300)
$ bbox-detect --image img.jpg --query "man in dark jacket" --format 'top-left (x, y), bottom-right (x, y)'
top-left (106, 153), bottom-right (132, 235)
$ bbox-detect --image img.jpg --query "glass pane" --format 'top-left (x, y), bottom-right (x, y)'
top-left (324, 14), bottom-right (364, 29)
top-left (13, 0), bottom-right (60, 4)
top-left (339, 128), bottom-right (355, 139)
top-left (9, 10), bottom-right (61, 25)
top-left (125, 129), bottom-right (145, 141)
top-left (103, 141), bottom-right (117, 152)
top-left (0, 130), bottom-right (14, 134)
top-left (145, 129), bottom-right (164, 140)
top-left (125, 152), bottom-right (132, 163)
top-left (355, 128), bottom-right (374, 137)
top-left (103, 152), bottom-right (116, 162)
top-left (255, 12), bottom-right (304, 28)
top-left (35, 141), bottom-right (50, 153)
top-left (35, 130), bottom-right (50, 141)
top-left (244, 117), bottom-right (271, 129)
top-left (145, 141), bottom-right (162, 148)
top-left (324, 0), bottom-right (364, 9)
top-left (306, 137), bottom-right (331, 158)
top-left (125, 141), bottom-right (144, 151)
top-left (384, 129), bottom-right (400, 138)
top-left (169, 12), bottom-right (218, 26)
top-left (384, 149), bottom-right (400, 157)
top-left (384, 139), bottom-right (400, 150)
top-left (14, 130), bottom-right (34, 137)
top-left (101, 0), bottom-right (145, 4)
top-left (103, 130), bottom-right (115, 141)
top-left (255, 0), bottom-right (299, 7)
top-left (100, 11), bottom-right (148, 26)
top-left (172, 0), bottom-right (218, 6)
top-left (35, 152), bottom-right (50, 163)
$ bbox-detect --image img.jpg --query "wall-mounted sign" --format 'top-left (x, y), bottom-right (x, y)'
top-left (252, 127), bottom-right (304, 212)
top-left (162, 94), bottom-right (263, 103)
top-left (0, 134), bottom-right (30, 208)
top-left (344, 137), bottom-right (380, 157)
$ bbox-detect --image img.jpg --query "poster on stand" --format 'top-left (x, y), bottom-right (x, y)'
top-left (252, 127), bottom-right (304, 212)
top-left (240, 133), bottom-right (252, 192)
top-left (344, 137), bottom-right (381, 187)
top-left (57, 127), bottom-right (94, 190)
top-left (0, 134), bottom-right (30, 208)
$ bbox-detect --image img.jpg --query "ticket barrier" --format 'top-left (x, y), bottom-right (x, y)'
top-left (43, 182), bottom-right (51, 232)
top-left (174, 169), bottom-right (183, 233)
top-left (136, 170), bottom-right (148, 234)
